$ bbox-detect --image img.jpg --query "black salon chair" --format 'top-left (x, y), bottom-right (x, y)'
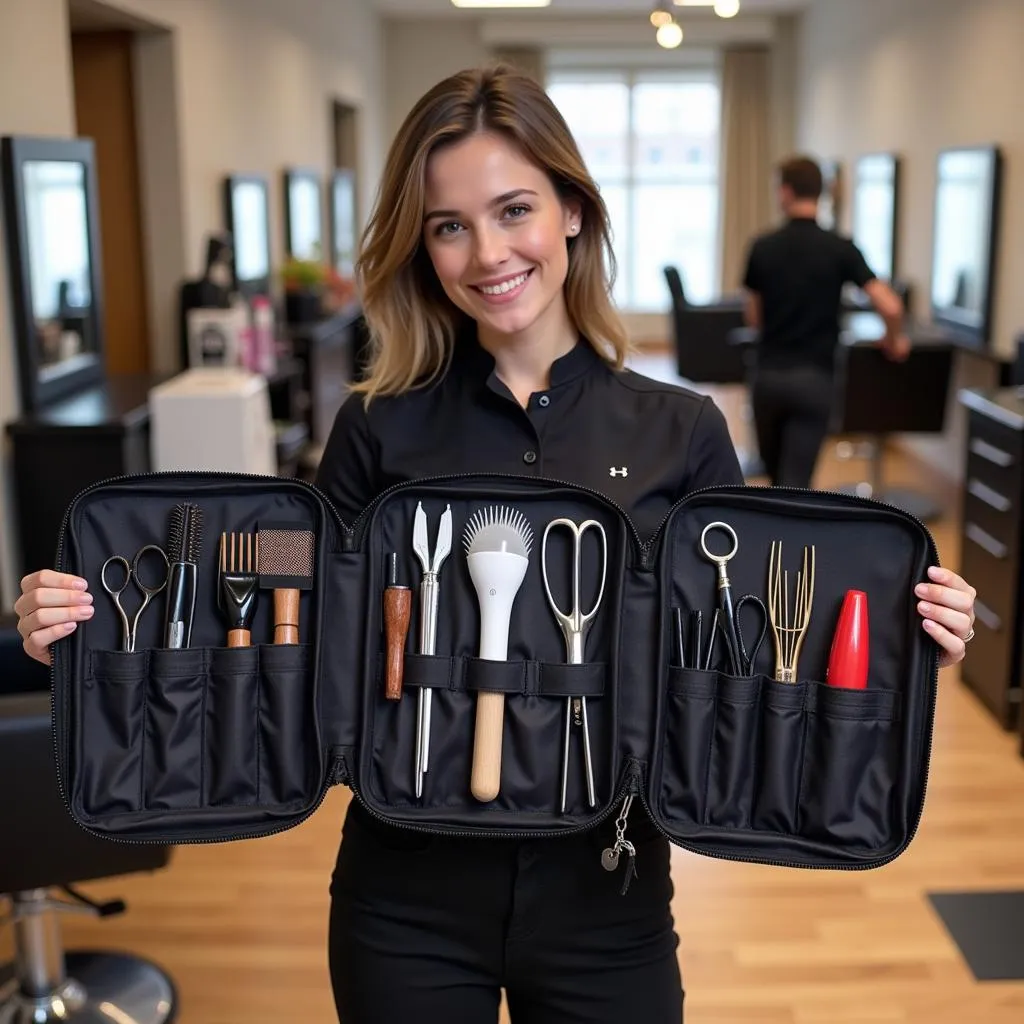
top-left (662, 266), bottom-right (763, 475)
top-left (830, 330), bottom-right (954, 521)
top-left (0, 630), bottom-right (178, 1023)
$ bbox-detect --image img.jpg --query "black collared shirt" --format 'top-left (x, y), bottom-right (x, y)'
top-left (315, 335), bottom-right (742, 541)
top-left (743, 217), bottom-right (875, 372)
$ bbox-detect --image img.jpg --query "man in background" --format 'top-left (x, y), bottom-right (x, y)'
top-left (742, 156), bottom-right (910, 489)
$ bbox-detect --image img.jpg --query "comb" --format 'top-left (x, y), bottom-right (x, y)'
top-left (257, 523), bottom-right (315, 644)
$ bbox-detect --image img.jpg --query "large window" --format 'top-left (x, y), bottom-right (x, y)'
top-left (548, 69), bottom-right (721, 310)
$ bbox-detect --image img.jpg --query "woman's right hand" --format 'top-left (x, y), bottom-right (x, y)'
top-left (14, 570), bottom-right (95, 666)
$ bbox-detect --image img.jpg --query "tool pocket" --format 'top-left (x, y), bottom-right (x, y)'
top-left (81, 650), bottom-right (148, 816)
top-left (258, 643), bottom-right (316, 805)
top-left (206, 646), bottom-right (259, 807)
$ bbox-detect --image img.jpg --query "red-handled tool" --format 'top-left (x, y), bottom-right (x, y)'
top-left (826, 589), bottom-right (869, 689)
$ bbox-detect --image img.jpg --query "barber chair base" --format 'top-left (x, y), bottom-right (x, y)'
top-left (0, 952), bottom-right (176, 1024)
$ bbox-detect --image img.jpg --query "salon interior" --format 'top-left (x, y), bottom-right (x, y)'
top-left (1, 0), bottom-right (1023, 1021)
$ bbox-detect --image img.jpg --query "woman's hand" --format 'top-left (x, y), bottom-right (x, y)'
top-left (915, 566), bottom-right (976, 668)
top-left (14, 570), bottom-right (94, 666)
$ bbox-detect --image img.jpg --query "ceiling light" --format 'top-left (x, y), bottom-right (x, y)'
top-left (714, 0), bottom-right (741, 16)
top-left (656, 20), bottom-right (684, 48)
top-left (651, 4), bottom-right (673, 27)
top-left (673, 1), bottom-right (715, 6)
top-left (450, 0), bottom-right (551, 7)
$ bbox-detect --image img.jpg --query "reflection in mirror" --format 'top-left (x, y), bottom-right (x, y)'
top-left (223, 175), bottom-right (271, 295)
top-left (852, 154), bottom-right (899, 282)
top-left (331, 169), bottom-right (356, 277)
top-left (23, 160), bottom-right (96, 377)
top-left (930, 146), bottom-right (1002, 346)
top-left (1, 135), bottom-right (105, 411)
top-left (285, 169), bottom-right (322, 260)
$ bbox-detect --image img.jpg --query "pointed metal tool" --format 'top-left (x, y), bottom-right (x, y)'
top-left (412, 501), bottom-right (452, 799)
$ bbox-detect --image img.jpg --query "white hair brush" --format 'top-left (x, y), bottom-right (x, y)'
top-left (464, 505), bottom-right (533, 802)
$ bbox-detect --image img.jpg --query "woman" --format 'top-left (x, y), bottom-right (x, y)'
top-left (16, 66), bottom-right (976, 1023)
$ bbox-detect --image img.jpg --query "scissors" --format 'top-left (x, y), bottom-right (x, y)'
top-left (101, 545), bottom-right (170, 652)
top-left (541, 517), bottom-right (606, 813)
top-left (699, 521), bottom-right (768, 676)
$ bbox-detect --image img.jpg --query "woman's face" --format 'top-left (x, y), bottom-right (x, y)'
top-left (422, 132), bottom-right (580, 343)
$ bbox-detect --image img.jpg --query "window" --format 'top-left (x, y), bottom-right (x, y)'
top-left (548, 68), bottom-right (721, 311)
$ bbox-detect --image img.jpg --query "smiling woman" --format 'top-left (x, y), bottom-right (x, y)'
top-left (353, 64), bottom-right (629, 400)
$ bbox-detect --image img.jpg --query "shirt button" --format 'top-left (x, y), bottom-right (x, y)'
top-left (523, 450), bottom-right (537, 465)
top-left (538, 395), bottom-right (550, 408)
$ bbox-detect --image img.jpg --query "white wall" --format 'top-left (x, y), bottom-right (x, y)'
top-left (0, 0), bottom-right (384, 609)
top-left (796, 0), bottom-right (1024, 479)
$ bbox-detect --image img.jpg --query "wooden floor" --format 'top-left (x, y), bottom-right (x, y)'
top-left (6, 354), bottom-right (1024, 1023)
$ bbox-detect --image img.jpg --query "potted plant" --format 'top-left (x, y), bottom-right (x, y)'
top-left (280, 257), bottom-right (326, 324)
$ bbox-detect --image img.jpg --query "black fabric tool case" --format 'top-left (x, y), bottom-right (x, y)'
top-left (51, 471), bottom-right (939, 871)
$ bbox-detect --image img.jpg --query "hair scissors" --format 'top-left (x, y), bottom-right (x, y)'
top-left (699, 521), bottom-right (768, 676)
top-left (101, 545), bottom-right (170, 652)
top-left (541, 517), bottom-right (606, 813)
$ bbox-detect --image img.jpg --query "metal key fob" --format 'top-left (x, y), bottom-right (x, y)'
top-left (601, 846), bottom-right (620, 872)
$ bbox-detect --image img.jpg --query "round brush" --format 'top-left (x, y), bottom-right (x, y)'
top-left (464, 505), bottom-right (533, 803)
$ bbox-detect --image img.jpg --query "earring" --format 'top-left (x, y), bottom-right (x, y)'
top-left (570, 224), bottom-right (579, 234)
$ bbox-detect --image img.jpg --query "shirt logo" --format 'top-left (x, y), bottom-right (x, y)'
top-left (609, 466), bottom-right (628, 478)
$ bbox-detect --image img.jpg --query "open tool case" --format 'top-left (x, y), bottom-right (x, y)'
top-left (51, 472), bottom-right (939, 872)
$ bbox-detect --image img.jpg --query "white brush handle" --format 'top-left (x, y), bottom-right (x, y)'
top-left (468, 550), bottom-right (528, 802)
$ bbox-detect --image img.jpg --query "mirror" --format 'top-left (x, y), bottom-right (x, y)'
top-left (284, 168), bottom-right (323, 260)
top-left (852, 153), bottom-right (900, 283)
top-left (930, 145), bottom-right (1003, 347)
top-left (330, 168), bottom-right (357, 277)
top-left (223, 174), bottom-right (271, 296)
top-left (1, 136), bottom-right (105, 410)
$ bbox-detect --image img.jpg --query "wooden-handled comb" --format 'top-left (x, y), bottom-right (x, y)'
top-left (219, 531), bottom-right (259, 647)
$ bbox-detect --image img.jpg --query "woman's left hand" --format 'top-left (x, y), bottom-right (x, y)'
top-left (915, 566), bottom-right (976, 668)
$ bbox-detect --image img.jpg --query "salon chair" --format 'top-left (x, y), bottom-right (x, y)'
top-left (829, 324), bottom-right (954, 521)
top-left (662, 266), bottom-right (763, 475)
top-left (0, 628), bottom-right (178, 1023)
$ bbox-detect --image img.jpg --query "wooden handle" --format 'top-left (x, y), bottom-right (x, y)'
top-left (383, 586), bottom-right (411, 700)
top-left (228, 628), bottom-right (251, 648)
top-left (471, 691), bottom-right (505, 802)
top-left (274, 588), bottom-right (301, 645)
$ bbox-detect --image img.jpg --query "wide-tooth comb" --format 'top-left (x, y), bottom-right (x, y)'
top-left (463, 506), bottom-right (533, 557)
top-left (219, 531), bottom-right (260, 648)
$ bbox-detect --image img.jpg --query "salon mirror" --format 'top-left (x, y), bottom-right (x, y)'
top-left (330, 168), bottom-right (357, 277)
top-left (284, 168), bottom-right (323, 261)
top-left (853, 153), bottom-right (900, 283)
top-left (223, 174), bottom-right (271, 297)
top-left (1, 136), bottom-right (106, 411)
top-left (930, 145), bottom-right (1003, 347)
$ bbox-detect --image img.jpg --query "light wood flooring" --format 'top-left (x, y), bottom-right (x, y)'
top-left (5, 354), bottom-right (1024, 1023)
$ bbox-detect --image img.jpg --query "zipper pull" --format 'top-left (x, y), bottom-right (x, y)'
top-left (599, 793), bottom-right (638, 895)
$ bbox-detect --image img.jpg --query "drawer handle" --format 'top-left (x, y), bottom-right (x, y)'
top-left (967, 478), bottom-right (1012, 513)
top-left (969, 438), bottom-right (1014, 468)
top-left (973, 599), bottom-right (1001, 632)
top-left (965, 523), bottom-right (1008, 560)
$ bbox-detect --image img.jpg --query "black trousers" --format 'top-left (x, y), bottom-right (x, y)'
top-left (751, 365), bottom-right (836, 489)
top-left (328, 803), bottom-right (683, 1023)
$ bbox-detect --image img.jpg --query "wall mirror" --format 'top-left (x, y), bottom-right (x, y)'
top-left (284, 167), bottom-right (323, 260)
top-left (223, 174), bottom-right (271, 297)
top-left (330, 168), bottom-right (357, 277)
top-left (852, 153), bottom-right (900, 282)
top-left (930, 145), bottom-right (1003, 347)
top-left (1, 135), bottom-right (106, 411)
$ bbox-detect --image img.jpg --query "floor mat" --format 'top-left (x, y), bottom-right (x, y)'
top-left (927, 890), bottom-right (1024, 981)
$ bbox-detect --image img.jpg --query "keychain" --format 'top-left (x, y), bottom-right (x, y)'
top-left (601, 794), bottom-right (638, 895)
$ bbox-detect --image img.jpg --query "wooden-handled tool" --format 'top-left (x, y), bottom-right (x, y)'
top-left (471, 693), bottom-right (505, 803)
top-left (383, 553), bottom-right (411, 700)
top-left (219, 531), bottom-right (259, 647)
top-left (257, 523), bottom-right (315, 645)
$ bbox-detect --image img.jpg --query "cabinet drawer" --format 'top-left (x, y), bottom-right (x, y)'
top-left (960, 524), bottom-right (1016, 615)
top-left (965, 446), bottom-right (1023, 507)
top-left (962, 599), bottom-right (1017, 728)
top-left (963, 489), bottom-right (1020, 551)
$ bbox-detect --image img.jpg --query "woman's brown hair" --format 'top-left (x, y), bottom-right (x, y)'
top-left (352, 63), bottom-right (630, 400)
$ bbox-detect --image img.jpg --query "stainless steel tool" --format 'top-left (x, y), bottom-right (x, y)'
top-left (541, 517), bottom-right (606, 813)
top-left (412, 501), bottom-right (452, 799)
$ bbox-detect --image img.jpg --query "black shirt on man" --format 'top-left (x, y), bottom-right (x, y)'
top-left (743, 217), bottom-right (876, 373)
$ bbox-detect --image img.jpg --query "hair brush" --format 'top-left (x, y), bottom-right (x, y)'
top-left (164, 502), bottom-right (203, 649)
